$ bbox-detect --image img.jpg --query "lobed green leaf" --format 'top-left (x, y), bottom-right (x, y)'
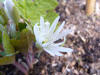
top-left (13, 0), bottom-right (58, 25)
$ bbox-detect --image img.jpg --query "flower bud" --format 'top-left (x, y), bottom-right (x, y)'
top-left (4, 0), bottom-right (19, 25)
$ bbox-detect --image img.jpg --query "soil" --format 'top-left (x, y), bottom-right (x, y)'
top-left (0, 0), bottom-right (100, 75)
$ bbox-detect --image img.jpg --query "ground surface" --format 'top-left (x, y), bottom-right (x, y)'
top-left (0, 0), bottom-right (100, 75)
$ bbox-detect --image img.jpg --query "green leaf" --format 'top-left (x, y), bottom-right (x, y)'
top-left (0, 24), bottom-right (5, 32)
top-left (11, 29), bottom-right (35, 53)
top-left (2, 31), bottom-right (15, 56)
top-left (0, 5), bottom-right (8, 25)
top-left (11, 6), bottom-right (20, 25)
top-left (0, 33), bottom-right (2, 44)
top-left (44, 10), bottom-right (59, 23)
top-left (0, 16), bottom-right (4, 24)
top-left (10, 39), bottom-right (28, 53)
top-left (0, 55), bottom-right (15, 65)
top-left (18, 22), bottom-right (27, 31)
top-left (13, 0), bottom-right (58, 25)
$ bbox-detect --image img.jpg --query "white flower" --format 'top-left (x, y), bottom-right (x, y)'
top-left (4, 0), bottom-right (14, 20)
top-left (34, 16), bottom-right (73, 56)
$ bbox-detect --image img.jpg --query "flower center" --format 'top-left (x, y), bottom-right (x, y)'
top-left (42, 39), bottom-right (48, 44)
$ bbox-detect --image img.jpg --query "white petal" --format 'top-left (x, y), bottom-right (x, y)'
top-left (47, 28), bottom-right (70, 43)
top-left (34, 24), bottom-right (39, 35)
top-left (56, 47), bottom-right (73, 52)
top-left (55, 21), bottom-right (65, 34)
top-left (48, 21), bottom-right (65, 42)
top-left (47, 44), bottom-right (73, 53)
top-left (55, 51), bottom-right (63, 56)
top-left (40, 16), bottom-right (45, 32)
top-left (44, 47), bottom-right (63, 56)
top-left (44, 45), bottom-right (63, 56)
top-left (34, 24), bottom-right (40, 41)
top-left (45, 21), bottom-right (50, 32)
top-left (49, 16), bottom-right (60, 33)
top-left (55, 29), bottom-right (72, 41)
top-left (44, 48), bottom-right (56, 56)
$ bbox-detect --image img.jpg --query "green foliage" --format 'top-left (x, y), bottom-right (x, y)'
top-left (0, 24), bottom-right (5, 32)
top-left (0, 32), bottom-right (2, 43)
top-left (18, 22), bottom-right (27, 31)
top-left (11, 39), bottom-right (28, 53)
top-left (0, 16), bottom-right (4, 24)
top-left (2, 31), bottom-right (15, 56)
top-left (11, 29), bottom-right (35, 53)
top-left (0, 24), bottom-right (4, 43)
top-left (10, 6), bottom-right (20, 25)
top-left (0, 5), bottom-right (8, 25)
top-left (0, 56), bottom-right (15, 65)
top-left (13, 0), bottom-right (58, 25)
top-left (0, 31), bottom-right (15, 65)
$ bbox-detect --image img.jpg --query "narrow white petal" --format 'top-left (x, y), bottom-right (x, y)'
top-left (55, 29), bottom-right (72, 41)
top-left (56, 46), bottom-right (73, 52)
top-left (44, 48), bottom-right (55, 56)
top-left (55, 21), bottom-right (65, 34)
top-left (48, 23), bottom-right (71, 43)
top-left (55, 51), bottom-right (63, 56)
top-left (34, 24), bottom-right (40, 41)
top-left (48, 28), bottom-right (70, 43)
top-left (44, 47), bottom-right (63, 56)
top-left (44, 45), bottom-right (63, 56)
top-left (48, 44), bottom-right (73, 53)
top-left (40, 16), bottom-right (44, 32)
top-left (47, 21), bottom-right (65, 42)
top-left (49, 16), bottom-right (60, 33)
top-left (34, 24), bottom-right (39, 35)
top-left (45, 21), bottom-right (50, 32)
